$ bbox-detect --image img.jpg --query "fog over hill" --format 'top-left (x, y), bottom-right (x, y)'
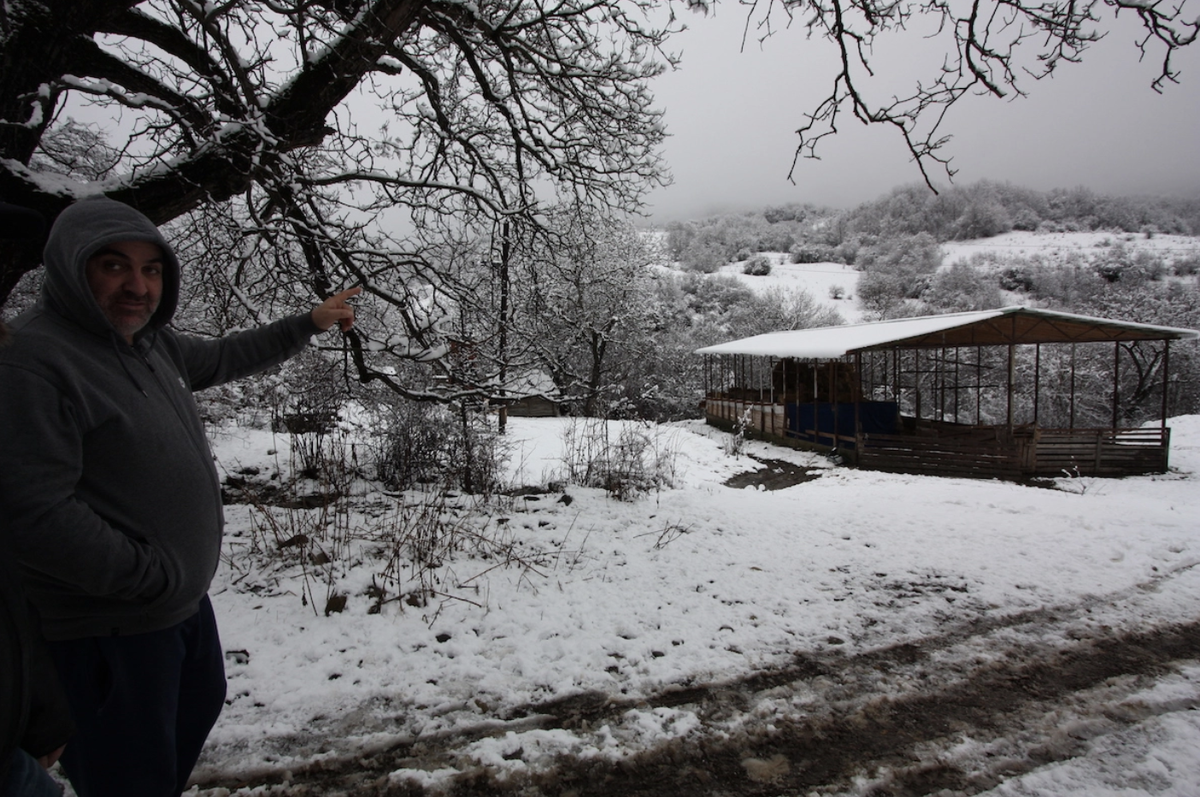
top-left (647, 10), bottom-right (1200, 220)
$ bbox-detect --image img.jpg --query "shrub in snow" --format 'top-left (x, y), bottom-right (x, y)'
top-left (374, 401), bottom-right (503, 495)
top-left (1173, 256), bottom-right (1200, 277)
top-left (743, 254), bottom-right (772, 276)
top-left (724, 409), bottom-right (750, 456)
top-left (998, 266), bottom-right (1035, 293)
top-left (558, 418), bottom-right (678, 500)
top-left (791, 243), bottom-right (840, 264)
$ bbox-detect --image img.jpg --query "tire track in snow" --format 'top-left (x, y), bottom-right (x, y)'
top-left (192, 565), bottom-right (1200, 796)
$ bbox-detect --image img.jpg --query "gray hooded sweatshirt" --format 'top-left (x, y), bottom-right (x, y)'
top-left (0, 197), bottom-right (319, 640)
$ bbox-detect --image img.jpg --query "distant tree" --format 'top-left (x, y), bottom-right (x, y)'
top-left (1033, 280), bottom-right (1200, 424)
top-left (680, 273), bottom-right (756, 317)
top-left (681, 234), bottom-right (731, 273)
top-left (922, 262), bottom-right (1004, 312)
top-left (966, 247), bottom-right (1200, 422)
top-left (728, 287), bottom-right (844, 337)
top-left (856, 233), bottom-right (943, 315)
top-left (620, 271), bottom-right (844, 419)
top-left (791, 242), bottom-right (842, 264)
top-left (520, 212), bottom-right (658, 417)
top-left (950, 199), bottom-right (1013, 240)
top-left (763, 203), bottom-right (811, 224)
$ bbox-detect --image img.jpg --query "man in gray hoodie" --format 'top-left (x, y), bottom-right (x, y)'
top-left (1, 200), bottom-right (74, 797)
top-left (0, 196), bottom-right (359, 797)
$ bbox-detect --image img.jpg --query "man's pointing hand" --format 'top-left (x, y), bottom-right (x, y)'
top-left (312, 286), bottom-right (362, 332)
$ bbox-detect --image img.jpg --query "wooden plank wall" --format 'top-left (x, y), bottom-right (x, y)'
top-left (1029, 428), bottom-right (1169, 477)
top-left (859, 433), bottom-right (1024, 480)
top-left (706, 397), bottom-right (1171, 479)
top-left (705, 398), bottom-right (787, 439)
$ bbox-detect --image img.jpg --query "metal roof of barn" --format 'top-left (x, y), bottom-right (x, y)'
top-left (694, 306), bottom-right (1200, 360)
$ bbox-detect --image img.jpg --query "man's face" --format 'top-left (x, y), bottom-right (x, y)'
top-left (85, 240), bottom-right (165, 343)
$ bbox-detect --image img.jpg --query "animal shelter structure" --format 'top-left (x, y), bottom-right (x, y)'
top-left (697, 307), bottom-right (1199, 480)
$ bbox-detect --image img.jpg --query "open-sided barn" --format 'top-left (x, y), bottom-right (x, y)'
top-left (697, 307), bottom-right (1200, 480)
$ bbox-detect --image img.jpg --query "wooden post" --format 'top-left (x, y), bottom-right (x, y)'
top-left (893, 348), bottom-right (900, 404)
top-left (854, 352), bottom-right (863, 450)
top-left (1006, 344), bottom-right (1015, 431)
top-left (1112, 342), bottom-right (1120, 430)
top-left (831, 360), bottom-right (839, 448)
top-left (1070, 344), bottom-right (1077, 430)
top-left (975, 346), bottom-right (982, 425)
top-left (1161, 340), bottom-right (1171, 431)
top-left (938, 346), bottom-right (946, 421)
top-left (758, 356), bottom-right (766, 435)
top-left (782, 357), bottom-right (789, 437)
top-left (1033, 343), bottom-right (1041, 427)
top-left (953, 347), bottom-right (960, 423)
top-left (769, 357), bottom-right (775, 438)
top-left (914, 350), bottom-right (922, 422)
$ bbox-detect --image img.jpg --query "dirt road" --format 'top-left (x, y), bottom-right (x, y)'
top-left (192, 583), bottom-right (1200, 796)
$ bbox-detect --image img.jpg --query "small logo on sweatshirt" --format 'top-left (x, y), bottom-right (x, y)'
top-left (178, 376), bottom-right (187, 391)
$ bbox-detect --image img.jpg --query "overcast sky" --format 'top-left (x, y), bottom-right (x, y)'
top-left (645, 7), bottom-right (1200, 221)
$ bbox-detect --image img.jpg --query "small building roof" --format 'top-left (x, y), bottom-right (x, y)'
top-left (695, 306), bottom-right (1200, 360)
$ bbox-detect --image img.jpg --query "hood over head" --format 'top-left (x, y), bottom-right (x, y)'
top-left (41, 196), bottom-right (181, 340)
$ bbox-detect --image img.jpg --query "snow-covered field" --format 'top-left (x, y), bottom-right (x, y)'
top-left (716, 253), bottom-right (864, 322)
top-left (175, 412), bottom-right (1200, 796)
top-left (942, 230), bottom-right (1200, 267)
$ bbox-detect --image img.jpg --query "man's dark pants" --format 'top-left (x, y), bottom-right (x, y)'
top-left (47, 596), bottom-right (226, 797)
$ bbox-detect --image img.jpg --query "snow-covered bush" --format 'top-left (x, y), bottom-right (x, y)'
top-left (856, 233), bottom-right (943, 315)
top-left (791, 242), bottom-right (840, 264)
top-left (742, 254), bottom-right (773, 276)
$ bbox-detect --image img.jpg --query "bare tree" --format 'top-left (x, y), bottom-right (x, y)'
top-left (518, 209), bottom-right (660, 416)
top-left (717, 0), bottom-right (1198, 189)
top-left (0, 0), bottom-right (675, 313)
top-left (3, 0), bottom-right (1194, 405)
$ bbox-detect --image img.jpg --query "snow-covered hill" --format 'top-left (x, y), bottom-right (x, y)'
top-left (705, 231), bottom-right (1200, 327)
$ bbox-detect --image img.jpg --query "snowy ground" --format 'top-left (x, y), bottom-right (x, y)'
top-left (166, 413), bottom-right (1200, 796)
top-left (941, 230), bottom-right (1200, 268)
top-left (716, 254), bottom-right (863, 322)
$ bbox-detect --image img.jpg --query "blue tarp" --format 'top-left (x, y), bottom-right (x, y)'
top-left (786, 402), bottom-right (898, 449)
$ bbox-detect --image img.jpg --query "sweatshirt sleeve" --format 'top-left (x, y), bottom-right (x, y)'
top-left (0, 366), bottom-right (171, 602)
top-left (0, 560), bottom-right (74, 758)
top-left (172, 312), bottom-right (321, 391)
top-left (19, 620), bottom-right (74, 757)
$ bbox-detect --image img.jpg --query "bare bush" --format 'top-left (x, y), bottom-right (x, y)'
top-left (558, 418), bottom-right (679, 500)
top-left (373, 402), bottom-right (504, 495)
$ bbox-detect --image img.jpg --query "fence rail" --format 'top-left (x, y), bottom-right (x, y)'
top-left (704, 397), bottom-right (1171, 479)
top-left (1024, 427), bottom-right (1170, 477)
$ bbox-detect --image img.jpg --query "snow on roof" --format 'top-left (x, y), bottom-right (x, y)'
top-left (695, 306), bottom-right (1200, 360)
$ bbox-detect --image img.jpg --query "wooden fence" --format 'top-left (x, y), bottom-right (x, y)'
top-left (855, 425), bottom-right (1169, 479)
top-left (705, 397), bottom-right (1171, 479)
top-left (1021, 427), bottom-right (1170, 477)
top-left (858, 428), bottom-right (1024, 480)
